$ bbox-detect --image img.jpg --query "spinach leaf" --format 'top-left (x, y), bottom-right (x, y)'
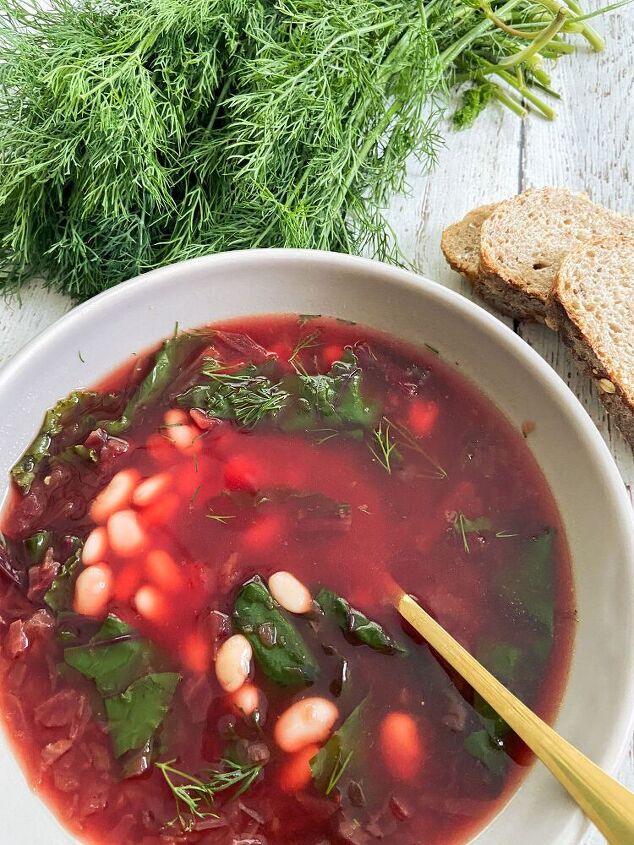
top-left (311, 699), bottom-right (365, 795)
top-left (64, 614), bottom-right (154, 696)
top-left (464, 729), bottom-right (507, 777)
top-left (472, 642), bottom-right (523, 745)
top-left (453, 513), bottom-right (492, 552)
top-left (466, 638), bottom-right (548, 774)
top-left (44, 546), bottom-right (82, 612)
top-left (316, 588), bottom-right (407, 655)
top-left (0, 533), bottom-right (26, 589)
top-left (472, 528), bottom-right (556, 765)
top-left (500, 529), bottom-right (555, 636)
top-left (105, 333), bottom-right (205, 435)
top-left (105, 672), bottom-right (180, 758)
top-left (11, 391), bottom-right (102, 493)
top-left (232, 576), bottom-right (319, 687)
top-left (283, 350), bottom-right (379, 431)
top-left (24, 530), bottom-right (52, 564)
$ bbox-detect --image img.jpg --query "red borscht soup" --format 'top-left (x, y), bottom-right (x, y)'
top-left (0, 315), bottom-right (574, 845)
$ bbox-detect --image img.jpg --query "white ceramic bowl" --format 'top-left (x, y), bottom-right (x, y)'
top-left (0, 249), bottom-right (632, 845)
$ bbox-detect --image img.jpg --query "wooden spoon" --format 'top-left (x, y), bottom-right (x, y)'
top-left (392, 588), bottom-right (634, 845)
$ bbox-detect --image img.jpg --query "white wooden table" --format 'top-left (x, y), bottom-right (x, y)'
top-left (0, 6), bottom-right (632, 843)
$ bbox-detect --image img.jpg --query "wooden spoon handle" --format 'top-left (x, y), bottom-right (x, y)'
top-left (396, 592), bottom-right (634, 845)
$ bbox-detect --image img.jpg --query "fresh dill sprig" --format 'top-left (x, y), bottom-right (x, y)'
top-left (383, 416), bottom-right (447, 479)
top-left (368, 420), bottom-right (399, 473)
top-left (454, 512), bottom-right (472, 553)
top-left (156, 758), bottom-right (263, 832)
top-left (201, 362), bottom-right (290, 427)
top-left (311, 427), bottom-right (340, 446)
top-left (206, 512), bottom-right (236, 524)
top-left (289, 331), bottom-right (322, 374)
top-left (231, 380), bottom-right (290, 427)
top-left (453, 513), bottom-right (493, 552)
top-left (0, 0), bottom-right (615, 299)
top-left (326, 749), bottom-right (354, 795)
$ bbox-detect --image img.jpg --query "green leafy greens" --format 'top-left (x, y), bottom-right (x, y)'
top-left (177, 363), bottom-right (290, 428)
top-left (311, 699), bottom-right (365, 795)
top-left (44, 544), bottom-right (82, 613)
top-left (105, 672), bottom-right (180, 758)
top-left (232, 576), bottom-right (319, 687)
top-left (105, 332), bottom-right (210, 435)
top-left (282, 350), bottom-right (379, 432)
top-left (11, 392), bottom-right (103, 493)
top-left (64, 615), bottom-right (179, 758)
top-left (24, 530), bottom-right (52, 564)
top-left (499, 528), bottom-right (555, 636)
top-left (453, 513), bottom-right (493, 553)
top-left (465, 530), bottom-right (556, 773)
top-left (316, 588), bottom-right (407, 655)
top-left (64, 615), bottom-right (153, 696)
top-left (178, 348), bottom-right (378, 433)
top-left (10, 332), bottom-right (208, 491)
top-left (0, 0), bottom-right (608, 299)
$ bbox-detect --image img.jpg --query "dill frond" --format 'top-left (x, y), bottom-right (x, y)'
top-left (0, 0), bottom-right (614, 298)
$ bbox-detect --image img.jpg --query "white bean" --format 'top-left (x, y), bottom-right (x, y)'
top-left (134, 584), bottom-right (165, 622)
top-left (74, 564), bottom-right (113, 618)
top-left (215, 634), bottom-right (252, 693)
top-left (89, 469), bottom-right (139, 524)
top-left (133, 472), bottom-right (171, 508)
top-left (268, 571), bottom-right (313, 614)
top-left (163, 409), bottom-right (198, 452)
top-left (274, 697), bottom-right (338, 753)
top-left (82, 526), bottom-right (108, 566)
top-left (164, 409), bottom-right (189, 426)
top-left (108, 509), bottom-right (147, 557)
top-left (233, 683), bottom-right (261, 717)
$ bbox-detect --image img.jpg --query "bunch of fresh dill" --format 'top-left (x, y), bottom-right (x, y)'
top-left (0, 0), bottom-right (613, 298)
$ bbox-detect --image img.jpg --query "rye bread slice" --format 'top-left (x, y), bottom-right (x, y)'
top-left (479, 187), bottom-right (634, 325)
top-left (441, 202), bottom-right (549, 321)
top-left (440, 203), bottom-right (497, 282)
top-left (552, 236), bottom-right (634, 446)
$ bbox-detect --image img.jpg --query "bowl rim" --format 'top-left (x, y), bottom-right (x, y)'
top-left (1, 247), bottom-right (633, 843)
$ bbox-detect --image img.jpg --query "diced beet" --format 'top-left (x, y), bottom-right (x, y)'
top-left (41, 739), bottom-right (73, 768)
top-left (24, 608), bottom-right (55, 638)
top-left (34, 688), bottom-right (87, 728)
top-left (27, 548), bottom-right (60, 601)
top-left (224, 455), bottom-right (260, 492)
top-left (6, 619), bottom-right (29, 658)
top-left (407, 399), bottom-right (439, 437)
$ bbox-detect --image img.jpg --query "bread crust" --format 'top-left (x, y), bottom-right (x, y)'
top-left (440, 203), bottom-right (497, 282)
top-left (552, 235), bottom-right (634, 447)
top-left (551, 297), bottom-right (634, 447)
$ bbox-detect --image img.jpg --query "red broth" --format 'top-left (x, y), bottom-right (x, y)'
top-left (0, 315), bottom-right (574, 845)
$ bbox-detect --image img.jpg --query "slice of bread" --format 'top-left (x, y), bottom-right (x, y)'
top-left (552, 236), bottom-right (634, 446)
top-left (479, 187), bottom-right (634, 325)
top-left (440, 203), bottom-right (497, 282)
top-left (441, 201), bottom-right (552, 321)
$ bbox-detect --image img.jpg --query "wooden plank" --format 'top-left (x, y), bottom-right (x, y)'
top-left (0, 283), bottom-right (72, 368)
top-left (517, 4), bottom-right (634, 495)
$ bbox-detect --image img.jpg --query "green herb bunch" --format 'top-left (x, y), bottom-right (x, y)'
top-left (0, 0), bottom-right (611, 298)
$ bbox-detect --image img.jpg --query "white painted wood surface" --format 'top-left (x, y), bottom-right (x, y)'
top-left (0, 5), bottom-right (632, 843)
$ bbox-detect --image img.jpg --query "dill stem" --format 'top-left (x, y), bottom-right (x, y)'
top-left (493, 68), bottom-right (556, 118)
top-left (439, 0), bottom-right (526, 67)
top-left (492, 85), bottom-right (528, 117)
top-left (540, 40), bottom-right (576, 53)
top-left (542, 0), bottom-right (605, 50)
top-left (496, 8), bottom-right (569, 67)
